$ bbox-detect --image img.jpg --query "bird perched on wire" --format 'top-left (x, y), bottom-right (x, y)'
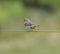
top-left (24, 18), bottom-right (40, 31)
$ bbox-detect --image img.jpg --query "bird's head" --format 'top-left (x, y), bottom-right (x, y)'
top-left (24, 18), bottom-right (31, 22)
top-left (24, 18), bottom-right (28, 21)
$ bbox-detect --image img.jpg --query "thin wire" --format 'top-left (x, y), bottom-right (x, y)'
top-left (0, 30), bottom-right (60, 32)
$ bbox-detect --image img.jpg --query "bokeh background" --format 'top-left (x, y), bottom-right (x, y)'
top-left (0, 0), bottom-right (60, 54)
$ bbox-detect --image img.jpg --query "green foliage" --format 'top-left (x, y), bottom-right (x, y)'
top-left (40, 0), bottom-right (60, 9)
top-left (0, 1), bottom-right (25, 24)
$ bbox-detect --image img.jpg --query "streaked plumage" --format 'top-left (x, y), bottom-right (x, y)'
top-left (24, 18), bottom-right (40, 31)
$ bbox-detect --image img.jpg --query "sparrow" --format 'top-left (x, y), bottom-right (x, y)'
top-left (24, 18), bottom-right (40, 31)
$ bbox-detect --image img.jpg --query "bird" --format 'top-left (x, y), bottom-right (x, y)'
top-left (24, 18), bottom-right (40, 31)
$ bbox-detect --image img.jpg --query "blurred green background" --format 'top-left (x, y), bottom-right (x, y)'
top-left (0, 0), bottom-right (60, 54)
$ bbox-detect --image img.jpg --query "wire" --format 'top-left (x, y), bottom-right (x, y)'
top-left (0, 30), bottom-right (60, 32)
